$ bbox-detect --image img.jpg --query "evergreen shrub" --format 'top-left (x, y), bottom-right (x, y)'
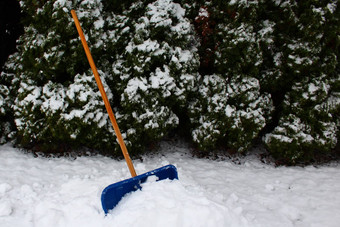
top-left (0, 0), bottom-right (338, 164)
top-left (262, 0), bottom-right (340, 164)
top-left (188, 0), bottom-right (274, 153)
top-left (108, 0), bottom-right (200, 152)
top-left (3, 0), bottom-right (119, 153)
top-left (2, 0), bottom-right (199, 155)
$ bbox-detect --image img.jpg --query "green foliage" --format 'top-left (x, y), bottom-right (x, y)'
top-left (264, 75), bottom-right (339, 164)
top-left (109, 0), bottom-right (200, 153)
top-left (0, 0), bottom-right (338, 164)
top-left (0, 83), bottom-right (12, 143)
top-left (0, 52), bottom-right (21, 144)
top-left (2, 0), bottom-right (119, 153)
top-left (1, 0), bottom-right (199, 155)
top-left (261, 0), bottom-right (340, 164)
top-left (189, 74), bottom-right (273, 152)
top-left (188, 0), bottom-right (274, 152)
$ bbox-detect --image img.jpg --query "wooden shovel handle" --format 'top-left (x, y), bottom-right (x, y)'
top-left (71, 10), bottom-right (137, 177)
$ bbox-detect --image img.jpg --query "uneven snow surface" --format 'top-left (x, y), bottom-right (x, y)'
top-left (0, 142), bottom-right (339, 227)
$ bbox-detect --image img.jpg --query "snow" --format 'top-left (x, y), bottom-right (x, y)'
top-left (125, 77), bottom-right (148, 99)
top-left (225, 104), bottom-right (235, 117)
top-left (327, 2), bottom-right (337, 14)
top-left (94, 18), bottom-right (105, 30)
top-left (126, 39), bottom-right (160, 53)
top-left (197, 7), bottom-right (209, 18)
top-left (41, 83), bottom-right (66, 114)
top-left (0, 141), bottom-right (339, 227)
top-left (149, 66), bottom-right (173, 91)
top-left (147, 0), bottom-right (174, 28)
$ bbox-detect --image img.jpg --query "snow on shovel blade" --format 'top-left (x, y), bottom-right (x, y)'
top-left (101, 164), bottom-right (178, 214)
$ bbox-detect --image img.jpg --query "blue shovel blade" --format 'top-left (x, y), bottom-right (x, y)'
top-left (101, 164), bottom-right (178, 214)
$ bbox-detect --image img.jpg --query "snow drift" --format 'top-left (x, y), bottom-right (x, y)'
top-left (0, 141), bottom-right (339, 227)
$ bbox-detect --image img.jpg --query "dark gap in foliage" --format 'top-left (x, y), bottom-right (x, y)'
top-left (0, 0), bottom-right (24, 71)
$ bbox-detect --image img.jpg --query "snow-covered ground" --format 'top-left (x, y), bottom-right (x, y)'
top-left (0, 141), bottom-right (339, 227)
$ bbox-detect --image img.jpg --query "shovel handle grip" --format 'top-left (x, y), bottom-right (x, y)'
top-left (71, 10), bottom-right (137, 177)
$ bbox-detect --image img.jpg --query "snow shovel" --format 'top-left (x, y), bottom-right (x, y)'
top-left (71, 10), bottom-right (178, 214)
